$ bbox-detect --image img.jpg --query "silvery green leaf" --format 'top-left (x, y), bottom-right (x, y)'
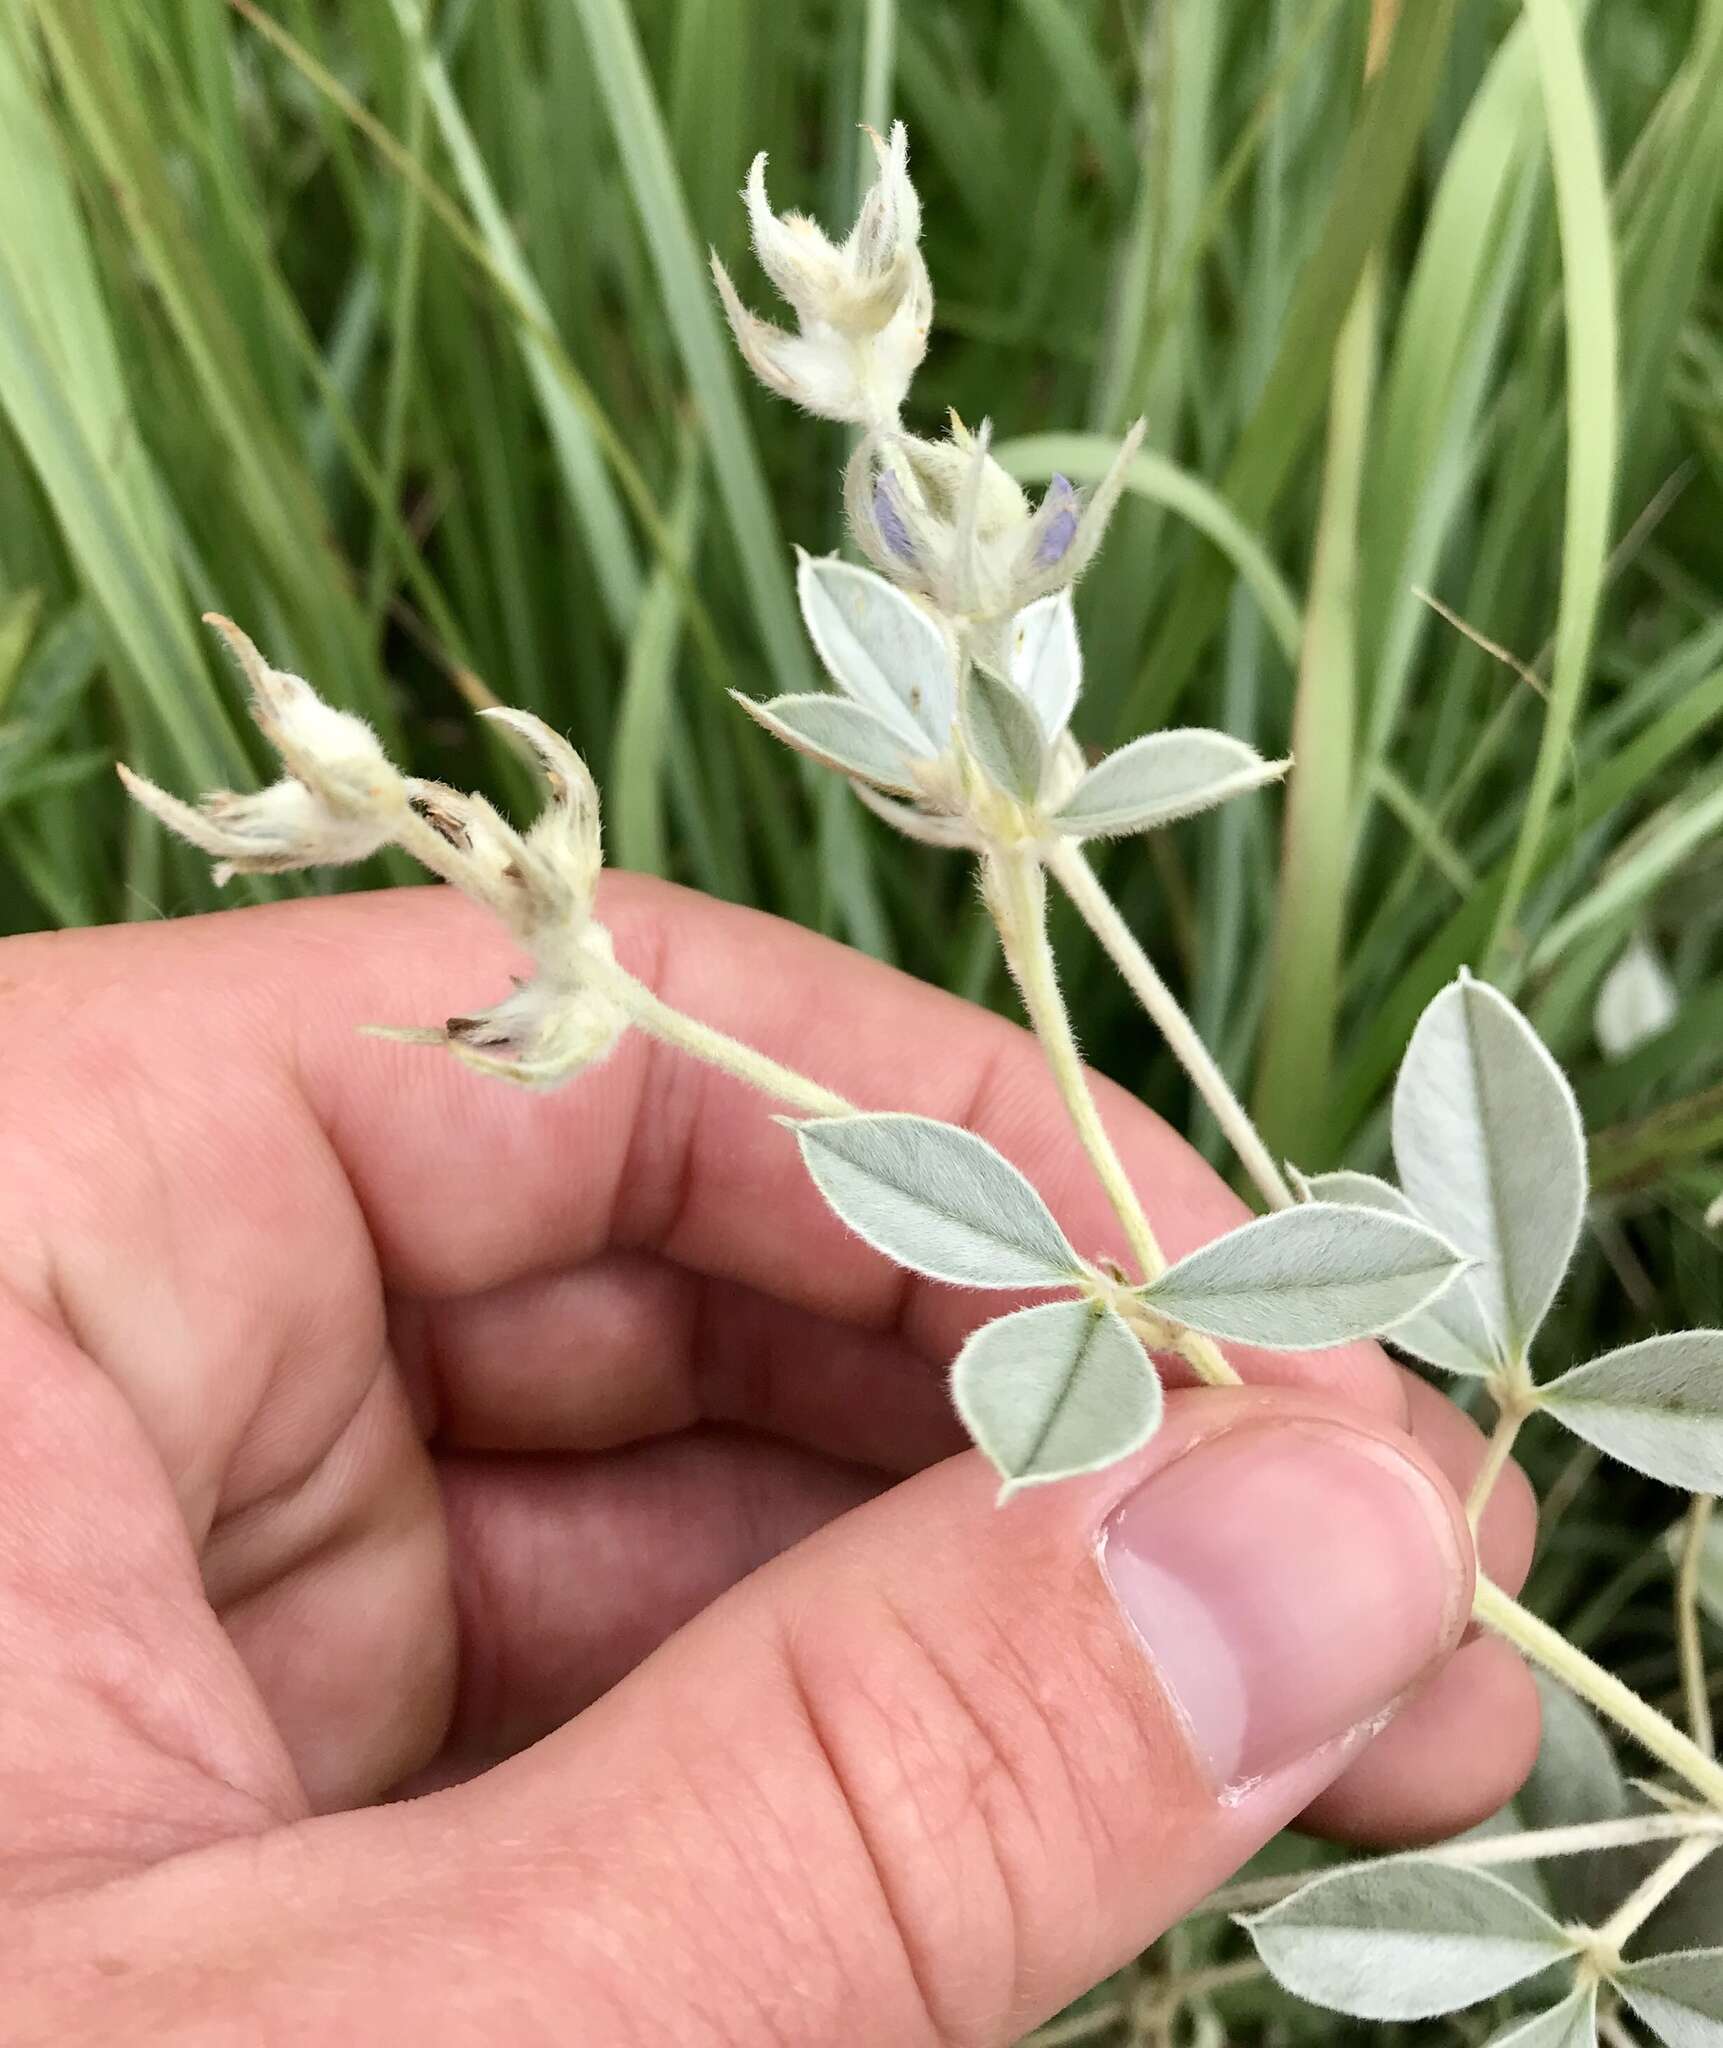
top-left (1392, 973), bottom-right (1586, 1363)
top-left (1596, 932), bottom-right (1678, 1061)
top-left (732, 692), bottom-right (922, 793)
top-left (962, 666), bottom-right (1046, 802)
top-left (1242, 1863), bottom-right (1577, 2021)
top-left (1294, 1168), bottom-right (1500, 1377)
top-left (1141, 1203), bottom-right (1465, 1351)
top-left (1516, 1675), bottom-right (1638, 1926)
top-left (1540, 1334), bottom-right (1723, 1493)
top-left (1619, 1949), bottom-right (1723, 2046)
top-left (1054, 730), bottom-right (1285, 841)
top-left (953, 1300), bottom-right (1162, 1495)
top-left (1484, 1987), bottom-right (1598, 2048)
top-left (1007, 591), bottom-right (1081, 739)
top-left (791, 1113), bottom-right (1083, 1289)
top-left (796, 554), bottom-right (954, 749)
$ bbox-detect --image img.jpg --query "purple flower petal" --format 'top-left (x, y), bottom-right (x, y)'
top-left (874, 476), bottom-right (917, 563)
top-left (1034, 475), bottom-right (1080, 566)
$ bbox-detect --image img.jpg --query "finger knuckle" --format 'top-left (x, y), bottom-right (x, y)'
top-left (779, 1583), bottom-right (1114, 2047)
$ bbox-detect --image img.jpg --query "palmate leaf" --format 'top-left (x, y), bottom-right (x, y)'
top-left (790, 1113), bottom-right (1084, 1290)
top-left (796, 553), bottom-right (954, 749)
top-left (1618, 1949), bottom-right (1723, 2047)
top-left (731, 691), bottom-right (923, 792)
top-left (1242, 1862), bottom-right (1578, 2021)
top-left (1514, 1675), bottom-right (1638, 1928)
top-left (1392, 974), bottom-right (1586, 1363)
top-left (953, 1299), bottom-right (1161, 1496)
top-left (1007, 590), bottom-right (1081, 738)
top-left (1292, 1167), bottom-right (1501, 1376)
top-left (1484, 1988), bottom-right (1598, 2047)
top-left (1540, 1334), bottom-right (1723, 1494)
top-left (1140, 1202), bottom-right (1465, 1351)
top-left (962, 665), bottom-right (1046, 802)
top-left (1053, 729), bottom-right (1284, 840)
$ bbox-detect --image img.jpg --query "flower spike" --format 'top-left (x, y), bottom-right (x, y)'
top-left (712, 121), bottom-right (932, 429)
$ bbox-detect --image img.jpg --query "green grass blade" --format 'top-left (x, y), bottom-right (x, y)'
top-left (1125, 0), bottom-right (1459, 730)
top-left (612, 444), bottom-right (703, 878)
top-left (387, 0), bottom-right (643, 638)
top-left (1487, 0), bottom-right (1621, 961)
top-left (563, 0), bottom-right (812, 700)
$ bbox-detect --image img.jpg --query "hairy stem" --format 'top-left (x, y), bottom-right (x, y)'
top-left (1045, 839), bottom-right (1294, 1212)
top-left (1021, 2002), bottom-right (1128, 2048)
top-left (1677, 1494), bottom-right (1717, 1757)
top-left (598, 961), bottom-right (857, 1118)
top-left (1474, 1575), bottom-right (1723, 1811)
top-left (986, 846), bottom-right (1166, 1280)
top-left (1200, 1812), bottom-right (1723, 1918)
top-left (1466, 1398), bottom-right (1529, 1531)
top-left (984, 844), bottom-right (1240, 1388)
top-left (1596, 1832), bottom-right (1718, 1953)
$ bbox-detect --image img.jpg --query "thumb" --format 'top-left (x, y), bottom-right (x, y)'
top-left (59, 1387), bottom-right (1473, 2046)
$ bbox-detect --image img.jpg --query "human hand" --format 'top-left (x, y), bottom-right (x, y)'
top-left (0, 880), bottom-right (1537, 2044)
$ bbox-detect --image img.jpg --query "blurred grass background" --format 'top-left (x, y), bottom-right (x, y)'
top-left (1, 0), bottom-right (1721, 2028)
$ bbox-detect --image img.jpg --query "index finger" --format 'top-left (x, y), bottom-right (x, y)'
top-left (0, 880), bottom-right (1401, 1425)
top-left (0, 879), bottom-right (1400, 1416)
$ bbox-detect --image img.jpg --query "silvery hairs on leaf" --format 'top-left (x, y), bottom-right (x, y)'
top-left (1140, 1202), bottom-right (1466, 1351)
top-left (740, 555), bottom-right (1091, 833)
top-left (121, 617), bottom-right (627, 1089)
top-left (1392, 972), bottom-right (1586, 1367)
top-left (1617, 1948), bottom-right (1723, 2046)
top-left (1595, 931), bottom-right (1678, 1062)
top-left (1291, 1168), bottom-right (1500, 1377)
top-left (1010, 591), bottom-right (1082, 738)
top-left (789, 1112), bottom-right (1085, 1289)
top-left (953, 1299), bottom-right (1161, 1496)
top-left (1054, 729), bottom-right (1288, 842)
top-left (711, 122), bottom-right (932, 428)
top-left (795, 551), bottom-right (954, 750)
top-left (1514, 1674), bottom-right (1637, 1928)
top-left (961, 664), bottom-right (1047, 804)
top-left (1483, 1989), bottom-right (1599, 2048)
top-left (1241, 1863), bottom-right (1579, 2022)
top-left (732, 691), bottom-right (924, 795)
top-left (1539, 1332), bottom-right (1723, 1494)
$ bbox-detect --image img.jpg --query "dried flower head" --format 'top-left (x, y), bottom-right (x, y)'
top-left (120, 617), bottom-right (625, 1088)
top-left (118, 615), bottom-right (405, 884)
top-left (846, 415), bottom-right (1147, 658)
top-left (711, 122), bottom-right (932, 428)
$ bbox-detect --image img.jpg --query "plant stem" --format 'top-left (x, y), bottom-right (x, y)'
top-left (1597, 1833), bottom-right (1718, 1953)
top-left (1021, 2001), bottom-right (1128, 2048)
top-left (1678, 1494), bottom-right (1717, 1757)
top-left (600, 961), bottom-right (857, 1118)
top-left (1466, 1398), bottom-right (1529, 1530)
top-left (1474, 1574), bottom-right (1723, 1811)
top-left (1198, 1812), bottom-right (1723, 1918)
top-left (1045, 839), bottom-right (1294, 1212)
top-left (985, 847), bottom-right (1166, 1279)
top-left (984, 844), bottom-right (1240, 1388)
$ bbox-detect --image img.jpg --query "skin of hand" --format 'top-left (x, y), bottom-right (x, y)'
top-left (0, 877), bottom-right (1539, 2047)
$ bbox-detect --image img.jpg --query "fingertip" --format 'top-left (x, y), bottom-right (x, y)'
top-left (1297, 1634), bottom-right (1542, 1847)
